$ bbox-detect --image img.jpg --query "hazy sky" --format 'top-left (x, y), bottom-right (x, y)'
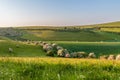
top-left (0, 0), bottom-right (120, 27)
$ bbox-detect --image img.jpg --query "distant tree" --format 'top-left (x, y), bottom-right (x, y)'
top-left (64, 27), bottom-right (67, 30)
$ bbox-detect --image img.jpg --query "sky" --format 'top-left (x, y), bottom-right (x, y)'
top-left (0, 0), bottom-right (120, 27)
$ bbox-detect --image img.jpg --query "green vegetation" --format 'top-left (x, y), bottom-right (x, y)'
top-left (22, 30), bottom-right (120, 41)
top-left (0, 40), bottom-right (46, 57)
top-left (0, 57), bottom-right (120, 80)
top-left (53, 41), bottom-right (120, 57)
top-left (0, 21), bottom-right (120, 80)
top-left (101, 28), bottom-right (120, 33)
top-left (1, 40), bottom-right (120, 57)
top-left (96, 21), bottom-right (120, 27)
top-left (1, 21), bottom-right (120, 41)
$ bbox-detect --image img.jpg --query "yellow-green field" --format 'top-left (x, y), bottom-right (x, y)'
top-left (0, 57), bottom-right (120, 80)
top-left (101, 28), bottom-right (120, 33)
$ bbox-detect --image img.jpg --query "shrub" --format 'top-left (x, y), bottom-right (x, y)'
top-left (88, 52), bottom-right (96, 58)
top-left (71, 52), bottom-right (78, 58)
top-left (99, 55), bottom-right (108, 60)
top-left (116, 55), bottom-right (120, 60)
top-left (108, 55), bottom-right (115, 60)
top-left (43, 44), bottom-right (53, 52)
top-left (9, 48), bottom-right (13, 53)
top-left (57, 49), bottom-right (69, 57)
top-left (77, 52), bottom-right (88, 58)
top-left (65, 53), bottom-right (71, 58)
top-left (56, 46), bottom-right (63, 50)
top-left (46, 50), bottom-right (54, 56)
top-left (16, 44), bottom-right (19, 48)
top-left (52, 43), bottom-right (57, 48)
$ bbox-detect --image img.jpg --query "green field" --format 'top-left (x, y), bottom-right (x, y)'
top-left (21, 30), bottom-right (120, 41)
top-left (1, 40), bottom-right (120, 57)
top-left (55, 41), bottom-right (120, 56)
top-left (0, 21), bottom-right (120, 80)
top-left (0, 57), bottom-right (120, 80)
top-left (0, 40), bottom-right (46, 57)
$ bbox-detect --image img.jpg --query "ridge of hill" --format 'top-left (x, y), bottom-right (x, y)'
top-left (16, 21), bottom-right (120, 29)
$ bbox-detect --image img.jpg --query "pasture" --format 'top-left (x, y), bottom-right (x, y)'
top-left (23, 30), bottom-right (120, 41)
top-left (0, 40), bottom-right (46, 57)
top-left (0, 21), bottom-right (120, 80)
top-left (0, 57), bottom-right (120, 80)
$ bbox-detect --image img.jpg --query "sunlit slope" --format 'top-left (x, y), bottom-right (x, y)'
top-left (24, 30), bottom-right (120, 41)
top-left (1, 21), bottom-right (120, 41)
top-left (16, 21), bottom-right (120, 41)
top-left (96, 21), bottom-right (120, 27)
top-left (0, 40), bottom-right (46, 57)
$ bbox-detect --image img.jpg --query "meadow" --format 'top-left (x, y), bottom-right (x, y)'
top-left (0, 40), bottom-right (46, 57)
top-left (0, 57), bottom-right (120, 80)
top-left (0, 21), bottom-right (120, 80)
top-left (1, 40), bottom-right (120, 57)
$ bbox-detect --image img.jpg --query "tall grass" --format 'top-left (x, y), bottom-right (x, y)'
top-left (0, 57), bottom-right (120, 80)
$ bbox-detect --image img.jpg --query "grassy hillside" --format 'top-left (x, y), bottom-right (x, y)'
top-left (81, 21), bottom-right (120, 28)
top-left (0, 36), bottom-right (11, 40)
top-left (17, 21), bottom-right (120, 29)
top-left (23, 30), bottom-right (120, 41)
top-left (0, 21), bottom-right (120, 41)
top-left (97, 21), bottom-right (120, 27)
top-left (0, 40), bottom-right (46, 57)
top-left (15, 21), bottom-right (120, 41)
top-left (100, 28), bottom-right (120, 33)
top-left (1, 40), bottom-right (120, 57)
top-left (0, 57), bottom-right (120, 80)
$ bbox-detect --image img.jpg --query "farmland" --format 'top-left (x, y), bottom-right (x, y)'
top-left (20, 29), bottom-right (120, 41)
top-left (1, 40), bottom-right (120, 57)
top-left (55, 41), bottom-right (120, 57)
top-left (0, 21), bottom-right (120, 79)
top-left (0, 57), bottom-right (120, 80)
top-left (0, 40), bottom-right (46, 57)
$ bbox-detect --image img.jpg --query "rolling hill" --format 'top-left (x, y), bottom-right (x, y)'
top-left (0, 21), bottom-right (120, 41)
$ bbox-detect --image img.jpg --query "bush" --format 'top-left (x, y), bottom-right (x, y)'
top-left (71, 52), bottom-right (78, 58)
top-left (99, 55), bottom-right (108, 60)
top-left (77, 52), bottom-right (88, 58)
top-left (57, 49), bottom-right (69, 57)
top-left (46, 50), bottom-right (54, 56)
top-left (116, 55), bottom-right (120, 60)
top-left (16, 44), bottom-right (19, 48)
top-left (56, 46), bottom-right (63, 50)
top-left (88, 52), bottom-right (96, 58)
top-left (9, 48), bottom-right (13, 53)
top-left (43, 44), bottom-right (53, 52)
top-left (65, 53), bottom-right (71, 58)
top-left (71, 52), bottom-right (88, 58)
top-left (108, 55), bottom-right (115, 60)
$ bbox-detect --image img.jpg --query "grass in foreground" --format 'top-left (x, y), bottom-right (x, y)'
top-left (0, 57), bottom-right (120, 80)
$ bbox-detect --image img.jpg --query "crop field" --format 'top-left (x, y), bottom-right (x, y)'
top-left (0, 57), bottom-right (120, 80)
top-left (52, 41), bottom-right (120, 57)
top-left (1, 40), bottom-right (120, 57)
top-left (101, 28), bottom-right (120, 33)
top-left (0, 21), bottom-right (120, 80)
top-left (23, 30), bottom-right (120, 41)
